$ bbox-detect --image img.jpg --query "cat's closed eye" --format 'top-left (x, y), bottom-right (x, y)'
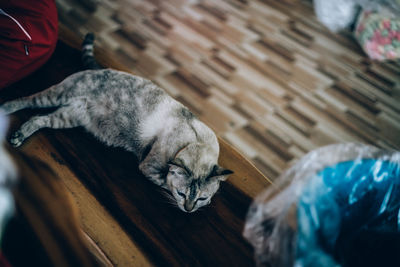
top-left (169, 169), bottom-right (187, 176)
top-left (177, 191), bottom-right (186, 198)
top-left (197, 197), bottom-right (208, 201)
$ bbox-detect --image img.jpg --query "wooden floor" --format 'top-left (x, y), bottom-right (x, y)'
top-left (57, 0), bottom-right (400, 180)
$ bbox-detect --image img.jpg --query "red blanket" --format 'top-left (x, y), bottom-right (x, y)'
top-left (0, 0), bottom-right (58, 89)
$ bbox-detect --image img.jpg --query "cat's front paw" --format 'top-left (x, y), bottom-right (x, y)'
top-left (10, 131), bottom-right (24, 147)
top-left (0, 103), bottom-right (15, 115)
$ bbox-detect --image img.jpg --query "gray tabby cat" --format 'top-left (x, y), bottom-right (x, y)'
top-left (0, 35), bottom-right (232, 213)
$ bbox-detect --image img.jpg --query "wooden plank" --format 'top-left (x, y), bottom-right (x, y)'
top-left (19, 137), bottom-right (153, 267)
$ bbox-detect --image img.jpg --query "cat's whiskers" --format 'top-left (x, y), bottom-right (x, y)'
top-left (160, 190), bottom-right (178, 207)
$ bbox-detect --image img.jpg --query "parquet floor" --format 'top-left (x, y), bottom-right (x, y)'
top-left (57, 0), bottom-right (400, 180)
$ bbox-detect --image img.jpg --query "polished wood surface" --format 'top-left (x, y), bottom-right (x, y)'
top-left (2, 152), bottom-right (101, 267)
top-left (56, 0), bottom-right (400, 181)
top-left (0, 25), bottom-right (272, 266)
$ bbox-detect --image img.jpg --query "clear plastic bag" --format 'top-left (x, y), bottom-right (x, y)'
top-left (0, 114), bottom-right (16, 242)
top-left (313, 0), bottom-right (400, 32)
top-left (314, 0), bottom-right (359, 32)
top-left (243, 143), bottom-right (400, 267)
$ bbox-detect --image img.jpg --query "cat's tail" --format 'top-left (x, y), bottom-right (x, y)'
top-left (81, 33), bottom-right (102, 70)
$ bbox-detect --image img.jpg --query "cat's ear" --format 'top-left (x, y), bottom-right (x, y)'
top-left (209, 165), bottom-right (234, 181)
top-left (168, 159), bottom-right (189, 176)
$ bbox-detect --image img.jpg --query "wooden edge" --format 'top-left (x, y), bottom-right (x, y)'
top-left (219, 138), bottom-right (274, 198)
top-left (8, 149), bottom-right (98, 267)
top-left (82, 231), bottom-right (114, 267)
top-left (58, 23), bottom-right (273, 198)
top-left (19, 134), bottom-right (154, 266)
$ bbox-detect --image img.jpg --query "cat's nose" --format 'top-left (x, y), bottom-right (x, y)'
top-left (184, 201), bottom-right (194, 212)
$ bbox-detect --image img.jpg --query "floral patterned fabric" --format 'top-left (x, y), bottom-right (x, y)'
top-left (355, 10), bottom-right (400, 60)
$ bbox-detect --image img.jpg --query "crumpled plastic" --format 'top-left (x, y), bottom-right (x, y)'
top-left (243, 143), bottom-right (400, 267)
top-left (314, 0), bottom-right (359, 32)
top-left (314, 0), bottom-right (400, 32)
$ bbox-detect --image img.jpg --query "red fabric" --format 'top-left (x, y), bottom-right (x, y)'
top-left (0, 0), bottom-right (58, 89)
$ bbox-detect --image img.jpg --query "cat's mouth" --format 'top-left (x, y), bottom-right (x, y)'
top-left (160, 186), bottom-right (203, 213)
top-left (161, 190), bottom-right (198, 213)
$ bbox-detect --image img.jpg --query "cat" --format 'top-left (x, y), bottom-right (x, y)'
top-left (0, 34), bottom-right (233, 213)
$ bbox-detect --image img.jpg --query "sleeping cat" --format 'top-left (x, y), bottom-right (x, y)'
top-left (0, 34), bottom-right (232, 213)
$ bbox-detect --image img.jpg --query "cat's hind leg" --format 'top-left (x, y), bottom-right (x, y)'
top-left (0, 84), bottom-right (69, 115)
top-left (10, 102), bottom-right (87, 147)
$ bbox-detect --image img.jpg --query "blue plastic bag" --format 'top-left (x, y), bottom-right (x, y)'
top-left (244, 144), bottom-right (400, 267)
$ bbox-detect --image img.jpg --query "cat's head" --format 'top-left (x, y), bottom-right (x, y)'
top-left (166, 143), bottom-right (233, 212)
